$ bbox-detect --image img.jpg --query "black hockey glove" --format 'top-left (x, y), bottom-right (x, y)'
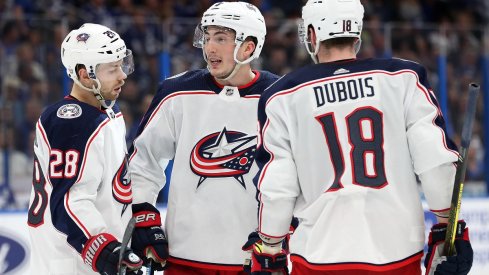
top-left (242, 231), bottom-right (261, 273)
top-left (424, 221), bottom-right (473, 275)
top-left (243, 240), bottom-right (289, 275)
top-left (82, 233), bottom-right (143, 275)
top-left (242, 233), bottom-right (290, 275)
top-left (132, 202), bottom-right (169, 271)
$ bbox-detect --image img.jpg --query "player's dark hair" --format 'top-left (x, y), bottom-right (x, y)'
top-left (321, 37), bottom-right (357, 50)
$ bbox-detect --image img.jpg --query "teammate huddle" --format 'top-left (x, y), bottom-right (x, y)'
top-left (27, 1), bottom-right (473, 275)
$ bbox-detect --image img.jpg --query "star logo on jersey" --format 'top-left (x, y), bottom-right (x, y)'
top-left (112, 155), bottom-right (132, 215)
top-left (190, 127), bottom-right (257, 189)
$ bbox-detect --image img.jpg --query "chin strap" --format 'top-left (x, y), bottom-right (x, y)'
top-left (209, 62), bottom-right (243, 82)
top-left (73, 78), bottom-right (116, 109)
top-left (207, 40), bottom-right (255, 82)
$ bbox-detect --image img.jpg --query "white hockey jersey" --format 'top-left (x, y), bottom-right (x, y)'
top-left (129, 69), bottom-right (279, 270)
top-left (255, 58), bottom-right (458, 272)
top-left (27, 96), bottom-right (132, 274)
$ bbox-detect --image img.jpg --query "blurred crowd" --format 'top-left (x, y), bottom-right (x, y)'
top-left (0, 0), bottom-right (488, 208)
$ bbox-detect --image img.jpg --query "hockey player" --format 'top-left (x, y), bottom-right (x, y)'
top-left (27, 23), bottom-right (142, 275)
top-left (249, 0), bottom-right (473, 275)
top-left (128, 2), bottom-right (279, 274)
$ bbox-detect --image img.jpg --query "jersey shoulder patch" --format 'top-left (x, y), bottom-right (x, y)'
top-left (56, 103), bottom-right (83, 119)
top-left (40, 99), bottom-right (111, 148)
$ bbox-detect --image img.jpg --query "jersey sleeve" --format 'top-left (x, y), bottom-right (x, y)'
top-left (404, 65), bottom-right (458, 212)
top-left (129, 86), bottom-right (176, 205)
top-left (60, 130), bottom-right (107, 250)
top-left (254, 87), bottom-right (301, 239)
top-left (36, 115), bottom-right (111, 253)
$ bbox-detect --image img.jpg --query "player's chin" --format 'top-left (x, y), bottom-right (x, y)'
top-left (112, 88), bottom-right (122, 97)
top-left (106, 92), bottom-right (120, 101)
top-left (210, 69), bottom-right (231, 79)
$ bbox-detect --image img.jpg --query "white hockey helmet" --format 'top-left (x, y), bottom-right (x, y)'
top-left (193, 1), bottom-right (266, 65)
top-left (61, 23), bottom-right (134, 81)
top-left (61, 23), bottom-right (134, 108)
top-left (299, 0), bottom-right (364, 62)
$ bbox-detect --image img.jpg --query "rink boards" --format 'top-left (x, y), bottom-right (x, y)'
top-left (1, 198), bottom-right (488, 274)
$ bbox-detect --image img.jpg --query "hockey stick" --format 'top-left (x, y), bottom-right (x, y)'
top-left (146, 249), bottom-right (164, 275)
top-left (443, 83), bottom-right (480, 256)
top-left (119, 217), bottom-right (136, 275)
top-left (146, 261), bottom-right (153, 275)
top-left (146, 256), bottom-right (154, 275)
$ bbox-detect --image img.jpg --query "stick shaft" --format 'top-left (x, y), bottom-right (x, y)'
top-left (119, 217), bottom-right (136, 274)
top-left (443, 83), bottom-right (479, 256)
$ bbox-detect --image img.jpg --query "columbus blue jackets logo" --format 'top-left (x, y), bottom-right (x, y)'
top-left (76, 33), bottom-right (90, 42)
top-left (0, 229), bottom-right (28, 274)
top-left (112, 155), bottom-right (132, 215)
top-left (190, 127), bottom-right (257, 189)
top-left (57, 104), bottom-right (82, 119)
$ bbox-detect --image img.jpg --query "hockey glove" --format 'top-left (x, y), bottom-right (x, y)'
top-left (282, 217), bottom-right (299, 253)
top-left (82, 233), bottom-right (143, 275)
top-left (424, 221), bottom-right (473, 275)
top-left (242, 231), bottom-right (261, 273)
top-left (132, 202), bottom-right (169, 271)
top-left (242, 233), bottom-right (289, 275)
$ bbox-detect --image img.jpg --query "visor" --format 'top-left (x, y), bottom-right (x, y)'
top-left (122, 49), bottom-right (135, 75)
top-left (298, 20), bottom-right (314, 54)
top-left (193, 25), bottom-right (204, 48)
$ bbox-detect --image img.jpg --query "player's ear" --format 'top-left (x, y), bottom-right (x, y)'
top-left (308, 26), bottom-right (317, 45)
top-left (76, 65), bottom-right (90, 81)
top-left (246, 40), bottom-right (256, 55)
top-left (241, 39), bottom-right (256, 60)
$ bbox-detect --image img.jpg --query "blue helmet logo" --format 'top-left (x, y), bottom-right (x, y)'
top-left (0, 231), bottom-right (28, 274)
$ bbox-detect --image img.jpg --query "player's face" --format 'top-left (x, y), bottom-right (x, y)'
top-left (203, 26), bottom-right (238, 79)
top-left (96, 60), bottom-right (127, 101)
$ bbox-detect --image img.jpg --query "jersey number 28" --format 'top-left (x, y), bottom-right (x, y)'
top-left (28, 150), bottom-right (81, 227)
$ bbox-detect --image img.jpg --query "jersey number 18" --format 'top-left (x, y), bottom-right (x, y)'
top-left (316, 107), bottom-right (387, 192)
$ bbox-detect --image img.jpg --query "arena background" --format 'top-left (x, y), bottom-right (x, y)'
top-left (0, 0), bottom-right (488, 274)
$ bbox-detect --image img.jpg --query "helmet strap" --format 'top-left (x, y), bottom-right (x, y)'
top-left (354, 38), bottom-right (362, 54)
top-left (205, 41), bottom-right (248, 82)
top-left (213, 62), bottom-right (242, 81)
top-left (233, 41), bottom-right (255, 65)
top-left (73, 78), bottom-right (116, 109)
top-left (305, 34), bottom-right (320, 64)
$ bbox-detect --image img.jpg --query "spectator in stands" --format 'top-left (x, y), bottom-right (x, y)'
top-left (0, 126), bottom-right (31, 208)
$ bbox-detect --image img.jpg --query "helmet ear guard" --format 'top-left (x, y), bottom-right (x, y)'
top-left (300, 0), bottom-right (364, 63)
